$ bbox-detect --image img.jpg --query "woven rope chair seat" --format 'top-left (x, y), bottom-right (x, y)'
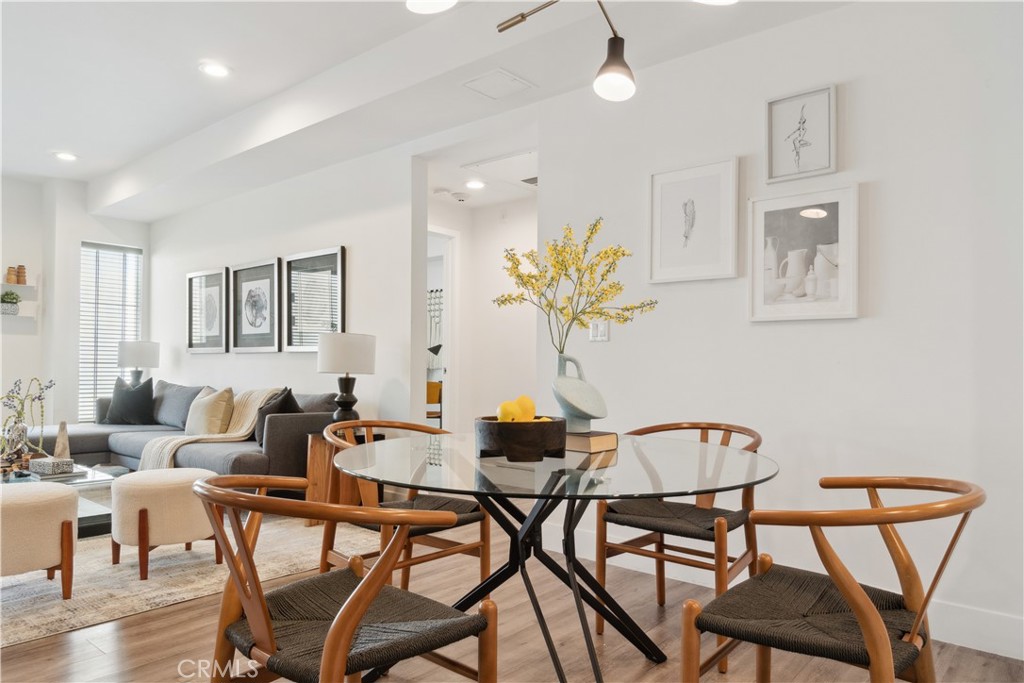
top-left (604, 499), bottom-right (748, 541)
top-left (355, 495), bottom-right (484, 537)
top-left (694, 564), bottom-right (924, 672)
top-left (225, 568), bottom-right (487, 683)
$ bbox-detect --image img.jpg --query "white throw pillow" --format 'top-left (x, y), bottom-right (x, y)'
top-left (184, 387), bottom-right (234, 435)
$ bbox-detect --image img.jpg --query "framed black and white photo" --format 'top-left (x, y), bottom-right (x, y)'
top-left (750, 185), bottom-right (858, 322)
top-left (230, 258), bottom-right (280, 353)
top-left (766, 85), bottom-right (836, 183)
top-left (649, 158), bottom-right (737, 283)
top-left (186, 268), bottom-right (228, 353)
top-left (283, 247), bottom-right (346, 352)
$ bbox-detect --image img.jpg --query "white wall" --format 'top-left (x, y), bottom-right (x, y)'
top-left (1, 178), bottom-right (46, 395)
top-left (1, 179), bottom-right (149, 422)
top-left (536, 3), bottom-right (1022, 657)
top-left (149, 150), bottom-right (419, 420)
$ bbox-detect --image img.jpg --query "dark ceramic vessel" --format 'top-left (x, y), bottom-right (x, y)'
top-left (474, 416), bottom-right (567, 462)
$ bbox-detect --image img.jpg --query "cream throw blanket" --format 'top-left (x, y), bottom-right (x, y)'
top-left (138, 387), bottom-right (281, 470)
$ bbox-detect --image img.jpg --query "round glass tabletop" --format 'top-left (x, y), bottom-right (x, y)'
top-left (333, 433), bottom-right (778, 500)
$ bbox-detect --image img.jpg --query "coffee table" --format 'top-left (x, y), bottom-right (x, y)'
top-left (2, 465), bottom-right (115, 538)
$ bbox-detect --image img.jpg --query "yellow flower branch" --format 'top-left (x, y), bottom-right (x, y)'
top-left (494, 218), bottom-right (657, 354)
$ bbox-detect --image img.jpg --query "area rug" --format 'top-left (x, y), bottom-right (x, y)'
top-left (0, 516), bottom-right (379, 647)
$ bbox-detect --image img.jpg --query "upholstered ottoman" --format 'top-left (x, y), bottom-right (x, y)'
top-left (111, 467), bottom-right (222, 579)
top-left (1, 482), bottom-right (78, 598)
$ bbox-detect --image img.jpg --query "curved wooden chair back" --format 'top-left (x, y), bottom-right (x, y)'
top-left (625, 422), bottom-right (762, 509)
top-left (683, 476), bottom-right (986, 682)
top-left (192, 474), bottom-right (458, 682)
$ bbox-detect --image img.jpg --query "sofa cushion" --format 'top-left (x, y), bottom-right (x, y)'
top-left (29, 423), bottom-right (178, 455)
top-left (173, 442), bottom-right (268, 475)
top-left (294, 392), bottom-right (336, 413)
top-left (107, 430), bottom-right (186, 459)
top-left (255, 388), bottom-right (303, 447)
top-left (153, 380), bottom-right (208, 429)
top-left (185, 388), bottom-right (234, 436)
top-left (105, 377), bottom-right (156, 425)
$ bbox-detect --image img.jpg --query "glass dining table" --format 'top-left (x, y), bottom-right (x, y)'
top-left (334, 432), bottom-right (779, 683)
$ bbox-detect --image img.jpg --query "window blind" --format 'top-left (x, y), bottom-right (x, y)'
top-left (78, 243), bottom-right (143, 422)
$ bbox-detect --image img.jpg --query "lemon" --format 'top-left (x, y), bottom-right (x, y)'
top-left (514, 395), bottom-right (536, 421)
top-left (536, 416), bottom-right (552, 422)
top-left (496, 401), bottom-right (524, 422)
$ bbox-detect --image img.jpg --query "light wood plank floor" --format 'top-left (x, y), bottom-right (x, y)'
top-left (2, 515), bottom-right (1021, 683)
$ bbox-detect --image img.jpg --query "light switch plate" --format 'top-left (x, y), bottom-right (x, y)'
top-left (589, 321), bottom-right (610, 342)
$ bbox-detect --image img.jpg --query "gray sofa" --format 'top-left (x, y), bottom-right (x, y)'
top-left (29, 392), bottom-right (337, 477)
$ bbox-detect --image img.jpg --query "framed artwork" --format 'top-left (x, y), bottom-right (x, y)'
top-left (649, 158), bottom-right (737, 283)
top-left (186, 268), bottom-right (228, 353)
top-left (230, 258), bottom-right (280, 353)
top-left (766, 84), bottom-right (836, 183)
top-left (283, 247), bottom-right (346, 352)
top-left (750, 185), bottom-right (858, 322)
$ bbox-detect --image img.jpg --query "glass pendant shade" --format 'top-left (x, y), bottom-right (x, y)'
top-left (593, 36), bottom-right (636, 102)
top-left (406, 0), bottom-right (457, 14)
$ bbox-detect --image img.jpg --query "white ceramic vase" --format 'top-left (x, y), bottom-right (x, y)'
top-left (552, 354), bottom-right (607, 434)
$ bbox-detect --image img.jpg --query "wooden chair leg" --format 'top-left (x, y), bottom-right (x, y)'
top-left (681, 600), bottom-right (702, 683)
top-left (479, 599), bottom-right (498, 683)
top-left (138, 508), bottom-right (149, 581)
top-left (60, 519), bottom-right (74, 599)
top-left (714, 517), bottom-right (729, 673)
top-left (344, 674), bottom-right (362, 683)
top-left (112, 539), bottom-right (121, 565)
top-left (214, 536), bottom-right (223, 565)
top-left (185, 542), bottom-right (192, 551)
top-left (399, 540), bottom-right (414, 590)
top-left (655, 532), bottom-right (666, 606)
top-left (910, 628), bottom-right (936, 683)
top-left (595, 501), bottom-right (608, 635)
top-left (46, 567), bottom-right (55, 580)
top-left (320, 520), bottom-right (338, 573)
top-left (755, 645), bottom-right (771, 683)
top-left (480, 513), bottom-right (491, 587)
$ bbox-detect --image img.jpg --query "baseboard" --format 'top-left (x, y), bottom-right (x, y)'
top-left (544, 521), bottom-right (1024, 660)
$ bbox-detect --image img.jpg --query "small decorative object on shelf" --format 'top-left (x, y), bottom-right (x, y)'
top-left (5, 267), bottom-right (16, 285)
top-left (1, 378), bottom-right (55, 471)
top-left (1, 290), bottom-right (21, 315)
top-left (494, 218), bottom-right (657, 432)
top-left (54, 421), bottom-right (71, 459)
top-left (16, 265), bottom-right (27, 285)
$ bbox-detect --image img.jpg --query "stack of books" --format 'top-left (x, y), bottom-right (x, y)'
top-left (566, 431), bottom-right (618, 469)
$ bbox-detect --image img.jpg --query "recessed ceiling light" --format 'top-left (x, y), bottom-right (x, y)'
top-left (465, 180), bottom-right (486, 190)
top-left (406, 0), bottom-right (457, 14)
top-left (198, 60), bottom-right (231, 78)
top-left (53, 151), bottom-right (77, 162)
top-left (800, 208), bottom-right (828, 219)
top-left (694, 0), bottom-right (739, 5)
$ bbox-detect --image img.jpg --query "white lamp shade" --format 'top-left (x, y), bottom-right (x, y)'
top-left (118, 341), bottom-right (160, 368)
top-left (317, 333), bottom-right (376, 374)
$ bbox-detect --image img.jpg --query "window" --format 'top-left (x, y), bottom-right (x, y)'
top-left (78, 243), bottom-right (143, 422)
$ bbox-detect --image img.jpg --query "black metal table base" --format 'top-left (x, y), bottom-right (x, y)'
top-left (451, 490), bottom-right (667, 682)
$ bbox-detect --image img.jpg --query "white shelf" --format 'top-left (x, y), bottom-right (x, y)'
top-left (2, 276), bottom-right (41, 329)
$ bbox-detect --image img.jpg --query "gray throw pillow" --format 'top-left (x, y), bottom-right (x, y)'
top-left (153, 380), bottom-right (208, 429)
top-left (104, 377), bottom-right (156, 425)
top-left (255, 387), bottom-right (303, 447)
top-left (294, 392), bottom-right (337, 413)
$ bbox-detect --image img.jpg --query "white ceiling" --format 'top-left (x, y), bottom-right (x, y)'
top-left (2, 1), bottom-right (835, 221)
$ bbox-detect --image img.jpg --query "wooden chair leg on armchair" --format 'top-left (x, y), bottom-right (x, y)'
top-left (681, 600), bottom-right (702, 683)
top-left (595, 500), bottom-right (608, 635)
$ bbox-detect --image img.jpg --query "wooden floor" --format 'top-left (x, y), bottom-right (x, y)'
top-left (2, 515), bottom-right (1021, 683)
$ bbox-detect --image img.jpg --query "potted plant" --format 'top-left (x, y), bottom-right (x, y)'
top-left (1, 290), bottom-right (21, 316)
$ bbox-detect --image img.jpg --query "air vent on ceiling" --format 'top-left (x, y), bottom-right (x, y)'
top-left (462, 69), bottom-right (535, 100)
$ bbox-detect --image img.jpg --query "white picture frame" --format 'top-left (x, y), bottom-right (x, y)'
top-left (766, 84), bottom-right (837, 184)
top-left (750, 185), bottom-right (858, 322)
top-left (648, 158), bottom-right (737, 283)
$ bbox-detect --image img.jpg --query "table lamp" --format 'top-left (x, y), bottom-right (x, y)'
top-left (118, 341), bottom-right (160, 387)
top-left (317, 332), bottom-right (376, 421)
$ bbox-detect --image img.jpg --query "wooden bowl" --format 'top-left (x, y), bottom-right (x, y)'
top-left (475, 416), bottom-right (567, 462)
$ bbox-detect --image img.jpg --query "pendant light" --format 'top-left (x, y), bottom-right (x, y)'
top-left (496, 0), bottom-right (636, 102)
top-left (406, 0), bottom-right (457, 15)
